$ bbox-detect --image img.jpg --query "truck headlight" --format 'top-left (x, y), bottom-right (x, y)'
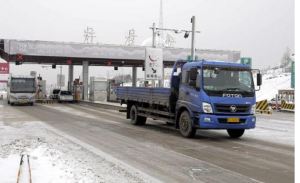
top-left (251, 104), bottom-right (256, 114)
top-left (203, 102), bottom-right (213, 113)
top-left (10, 96), bottom-right (18, 100)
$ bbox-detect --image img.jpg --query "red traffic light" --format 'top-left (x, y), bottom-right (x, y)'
top-left (17, 55), bottom-right (23, 60)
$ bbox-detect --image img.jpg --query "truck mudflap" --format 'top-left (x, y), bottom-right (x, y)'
top-left (197, 114), bottom-right (256, 129)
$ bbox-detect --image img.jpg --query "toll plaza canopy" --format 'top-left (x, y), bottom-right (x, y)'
top-left (0, 39), bottom-right (241, 67)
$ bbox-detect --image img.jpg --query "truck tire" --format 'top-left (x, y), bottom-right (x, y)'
top-left (10, 102), bottom-right (14, 106)
top-left (227, 129), bottom-right (245, 138)
top-left (179, 111), bottom-right (196, 138)
top-left (130, 105), bottom-right (147, 125)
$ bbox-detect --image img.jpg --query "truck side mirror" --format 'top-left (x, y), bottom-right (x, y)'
top-left (257, 73), bottom-right (262, 86)
top-left (189, 68), bottom-right (198, 81)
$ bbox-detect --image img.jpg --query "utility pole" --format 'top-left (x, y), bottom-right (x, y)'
top-left (191, 16), bottom-right (196, 60)
top-left (152, 23), bottom-right (156, 48)
top-left (60, 64), bottom-right (62, 89)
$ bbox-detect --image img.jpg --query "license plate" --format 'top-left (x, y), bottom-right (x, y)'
top-left (227, 118), bottom-right (240, 123)
top-left (20, 100), bottom-right (27, 104)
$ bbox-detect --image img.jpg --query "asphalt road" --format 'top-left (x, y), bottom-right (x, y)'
top-left (0, 101), bottom-right (294, 183)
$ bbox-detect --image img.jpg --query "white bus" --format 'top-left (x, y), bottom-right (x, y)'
top-left (7, 75), bottom-right (37, 106)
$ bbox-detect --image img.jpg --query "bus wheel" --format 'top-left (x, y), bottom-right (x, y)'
top-left (130, 105), bottom-right (147, 125)
top-left (227, 129), bottom-right (245, 138)
top-left (179, 111), bottom-right (196, 138)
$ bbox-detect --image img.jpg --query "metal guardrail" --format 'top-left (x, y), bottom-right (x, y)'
top-left (75, 100), bottom-right (126, 112)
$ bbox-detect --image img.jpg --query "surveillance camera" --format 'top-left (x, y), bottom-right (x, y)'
top-left (184, 31), bottom-right (190, 39)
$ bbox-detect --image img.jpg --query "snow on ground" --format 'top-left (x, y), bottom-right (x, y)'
top-left (0, 107), bottom-right (158, 183)
top-left (0, 122), bottom-right (150, 183)
top-left (245, 114), bottom-right (294, 146)
top-left (256, 72), bottom-right (291, 101)
top-left (0, 90), bottom-right (6, 100)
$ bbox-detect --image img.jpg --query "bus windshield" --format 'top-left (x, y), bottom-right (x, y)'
top-left (203, 67), bottom-right (254, 93)
top-left (11, 78), bottom-right (36, 93)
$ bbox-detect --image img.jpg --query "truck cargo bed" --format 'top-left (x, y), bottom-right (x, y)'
top-left (116, 87), bottom-right (171, 106)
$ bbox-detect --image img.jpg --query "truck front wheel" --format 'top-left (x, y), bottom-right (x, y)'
top-left (179, 111), bottom-right (196, 138)
top-left (227, 129), bottom-right (245, 138)
top-left (130, 105), bottom-right (147, 125)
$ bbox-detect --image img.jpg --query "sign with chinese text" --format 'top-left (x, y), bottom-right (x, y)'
top-left (0, 63), bottom-right (9, 74)
top-left (145, 48), bottom-right (163, 80)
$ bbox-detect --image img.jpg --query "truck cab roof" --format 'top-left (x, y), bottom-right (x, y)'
top-left (183, 60), bottom-right (251, 69)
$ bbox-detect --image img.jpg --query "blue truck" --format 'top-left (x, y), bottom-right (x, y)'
top-left (116, 60), bottom-right (262, 138)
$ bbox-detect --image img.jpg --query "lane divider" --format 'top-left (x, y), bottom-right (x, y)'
top-left (256, 99), bottom-right (269, 111)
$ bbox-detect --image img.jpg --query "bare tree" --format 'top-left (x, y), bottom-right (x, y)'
top-left (281, 47), bottom-right (292, 72)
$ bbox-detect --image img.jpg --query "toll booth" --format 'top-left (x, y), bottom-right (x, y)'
top-left (37, 76), bottom-right (46, 99)
top-left (89, 76), bottom-right (107, 102)
top-left (107, 79), bottom-right (121, 102)
top-left (279, 89), bottom-right (294, 104)
top-left (73, 79), bottom-right (83, 100)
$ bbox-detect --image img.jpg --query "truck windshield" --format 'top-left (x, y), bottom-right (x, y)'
top-left (203, 67), bottom-right (254, 93)
top-left (11, 78), bottom-right (35, 93)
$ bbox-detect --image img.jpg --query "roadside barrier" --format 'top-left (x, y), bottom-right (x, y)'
top-left (256, 110), bottom-right (273, 115)
top-left (255, 99), bottom-right (273, 115)
top-left (256, 99), bottom-right (269, 111)
top-left (281, 100), bottom-right (295, 110)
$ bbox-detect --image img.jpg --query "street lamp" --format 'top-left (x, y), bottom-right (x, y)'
top-left (150, 17), bottom-right (200, 58)
top-left (149, 17), bottom-right (200, 87)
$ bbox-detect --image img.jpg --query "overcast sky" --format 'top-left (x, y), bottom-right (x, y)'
top-left (0, 0), bottom-right (295, 88)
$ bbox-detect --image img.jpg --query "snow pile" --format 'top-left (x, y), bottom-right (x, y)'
top-left (256, 71), bottom-right (291, 101)
top-left (0, 90), bottom-right (6, 99)
top-left (0, 122), bottom-right (148, 183)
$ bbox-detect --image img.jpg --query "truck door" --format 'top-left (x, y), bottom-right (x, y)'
top-left (179, 68), bottom-right (202, 112)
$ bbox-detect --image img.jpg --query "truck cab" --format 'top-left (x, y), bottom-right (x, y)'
top-left (172, 60), bottom-right (261, 138)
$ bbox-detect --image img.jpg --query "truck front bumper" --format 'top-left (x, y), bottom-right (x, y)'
top-left (197, 114), bottom-right (256, 129)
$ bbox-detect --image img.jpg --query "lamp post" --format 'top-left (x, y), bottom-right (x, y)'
top-left (150, 17), bottom-right (201, 87)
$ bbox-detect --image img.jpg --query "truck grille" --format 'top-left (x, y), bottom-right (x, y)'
top-left (214, 104), bottom-right (249, 113)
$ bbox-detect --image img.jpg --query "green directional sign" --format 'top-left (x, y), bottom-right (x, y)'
top-left (240, 57), bottom-right (252, 68)
top-left (291, 61), bottom-right (295, 88)
top-left (187, 55), bottom-right (198, 61)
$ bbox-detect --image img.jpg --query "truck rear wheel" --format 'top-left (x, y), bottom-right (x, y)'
top-left (227, 129), bottom-right (245, 138)
top-left (130, 105), bottom-right (147, 125)
top-left (179, 111), bottom-right (196, 138)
